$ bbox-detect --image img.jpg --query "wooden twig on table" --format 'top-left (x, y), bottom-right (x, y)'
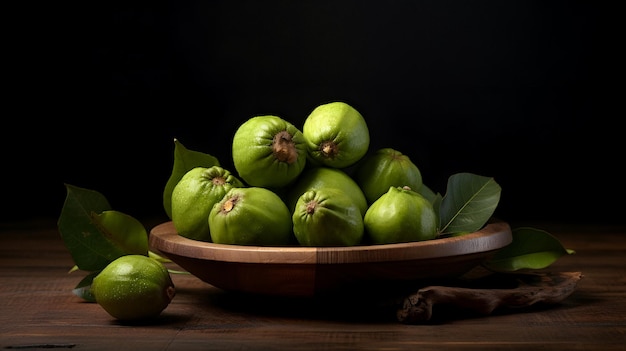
top-left (397, 271), bottom-right (583, 324)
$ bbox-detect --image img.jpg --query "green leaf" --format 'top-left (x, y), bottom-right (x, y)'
top-left (438, 173), bottom-right (501, 235)
top-left (58, 184), bottom-right (125, 272)
top-left (72, 271), bottom-right (99, 302)
top-left (162, 138), bottom-right (220, 219)
top-left (483, 227), bottom-right (575, 272)
top-left (91, 210), bottom-right (148, 256)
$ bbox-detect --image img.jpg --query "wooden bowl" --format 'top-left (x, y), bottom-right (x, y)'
top-left (149, 220), bottom-right (512, 297)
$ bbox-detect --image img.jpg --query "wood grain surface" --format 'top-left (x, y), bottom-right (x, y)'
top-left (1, 219), bottom-right (624, 350)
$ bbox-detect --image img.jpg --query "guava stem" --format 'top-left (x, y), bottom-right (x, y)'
top-left (212, 177), bottom-right (226, 186)
top-left (320, 141), bottom-right (338, 159)
top-left (273, 131), bottom-right (298, 164)
top-left (222, 197), bottom-right (237, 213)
top-left (306, 201), bottom-right (317, 215)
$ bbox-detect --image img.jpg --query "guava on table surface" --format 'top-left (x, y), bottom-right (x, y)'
top-left (91, 255), bottom-right (175, 321)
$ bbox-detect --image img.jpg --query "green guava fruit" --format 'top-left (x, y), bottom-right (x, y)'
top-left (292, 188), bottom-right (364, 247)
top-left (285, 166), bottom-right (367, 216)
top-left (91, 255), bottom-right (176, 321)
top-left (232, 115), bottom-right (307, 188)
top-left (302, 101), bottom-right (370, 168)
top-left (171, 166), bottom-right (244, 242)
top-left (364, 186), bottom-right (438, 244)
top-left (209, 187), bottom-right (294, 246)
top-left (354, 148), bottom-right (423, 204)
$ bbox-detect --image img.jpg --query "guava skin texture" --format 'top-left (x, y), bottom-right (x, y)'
top-left (285, 166), bottom-right (368, 216)
top-left (209, 187), bottom-right (294, 246)
top-left (91, 255), bottom-right (176, 321)
top-left (302, 102), bottom-right (370, 169)
top-left (355, 148), bottom-right (423, 204)
top-left (292, 188), bottom-right (364, 247)
top-left (232, 115), bottom-right (307, 188)
top-left (171, 166), bottom-right (244, 242)
top-left (364, 186), bottom-right (438, 244)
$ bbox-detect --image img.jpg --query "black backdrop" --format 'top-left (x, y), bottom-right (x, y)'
top-left (4, 1), bottom-right (618, 226)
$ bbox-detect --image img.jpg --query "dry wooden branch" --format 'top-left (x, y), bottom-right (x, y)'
top-left (397, 271), bottom-right (583, 324)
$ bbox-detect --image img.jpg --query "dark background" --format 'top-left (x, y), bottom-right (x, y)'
top-left (4, 1), bottom-right (619, 226)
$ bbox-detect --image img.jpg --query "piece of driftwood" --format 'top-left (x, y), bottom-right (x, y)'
top-left (397, 271), bottom-right (583, 324)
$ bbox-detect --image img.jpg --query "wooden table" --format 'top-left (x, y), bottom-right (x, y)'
top-left (1, 219), bottom-right (625, 350)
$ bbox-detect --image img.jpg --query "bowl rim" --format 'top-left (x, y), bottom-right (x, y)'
top-left (149, 220), bottom-right (512, 265)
